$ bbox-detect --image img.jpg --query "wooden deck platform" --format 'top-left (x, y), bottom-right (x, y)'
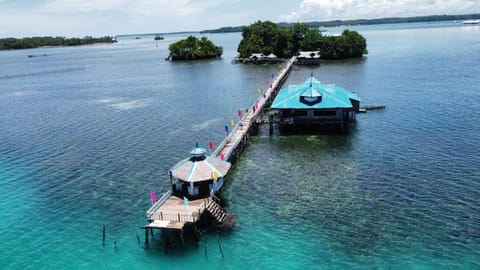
top-left (146, 196), bottom-right (208, 230)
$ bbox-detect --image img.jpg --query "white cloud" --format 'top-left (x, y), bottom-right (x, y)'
top-left (280, 0), bottom-right (480, 22)
top-left (0, 0), bottom-right (239, 36)
top-left (35, 0), bottom-right (228, 16)
top-left (1, 0), bottom-right (479, 37)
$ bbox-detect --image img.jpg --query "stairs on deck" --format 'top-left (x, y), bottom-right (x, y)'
top-left (206, 198), bottom-right (227, 224)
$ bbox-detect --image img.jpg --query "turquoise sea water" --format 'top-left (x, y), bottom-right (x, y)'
top-left (1, 21), bottom-right (479, 269)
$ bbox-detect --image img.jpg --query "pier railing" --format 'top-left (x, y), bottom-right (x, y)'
top-left (211, 56), bottom-right (296, 161)
top-left (149, 198), bottom-right (210, 223)
top-left (147, 190), bottom-right (172, 220)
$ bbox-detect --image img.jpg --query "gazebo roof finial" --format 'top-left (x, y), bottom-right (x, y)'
top-left (190, 142), bottom-right (207, 159)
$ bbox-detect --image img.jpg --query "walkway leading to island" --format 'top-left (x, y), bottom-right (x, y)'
top-left (144, 56), bottom-right (296, 234)
top-left (212, 56), bottom-right (296, 161)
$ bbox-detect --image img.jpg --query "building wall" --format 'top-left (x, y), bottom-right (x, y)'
top-left (278, 109), bottom-right (345, 123)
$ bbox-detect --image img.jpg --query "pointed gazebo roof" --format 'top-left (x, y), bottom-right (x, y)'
top-left (170, 145), bottom-right (231, 183)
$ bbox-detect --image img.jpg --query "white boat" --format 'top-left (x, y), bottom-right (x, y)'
top-left (462, 19), bottom-right (480, 25)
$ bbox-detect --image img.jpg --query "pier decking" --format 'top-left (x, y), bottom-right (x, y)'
top-left (145, 56), bottom-right (296, 233)
top-left (212, 56), bottom-right (296, 161)
top-left (146, 194), bottom-right (207, 230)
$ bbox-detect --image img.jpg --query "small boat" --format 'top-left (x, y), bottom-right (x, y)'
top-left (154, 34), bottom-right (164, 41)
top-left (462, 19), bottom-right (480, 25)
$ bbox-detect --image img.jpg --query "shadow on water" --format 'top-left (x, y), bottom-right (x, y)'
top-left (143, 219), bottom-right (236, 259)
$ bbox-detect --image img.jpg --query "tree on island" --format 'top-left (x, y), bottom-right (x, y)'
top-left (237, 21), bottom-right (294, 58)
top-left (237, 21), bottom-right (367, 60)
top-left (168, 36), bottom-right (223, 61)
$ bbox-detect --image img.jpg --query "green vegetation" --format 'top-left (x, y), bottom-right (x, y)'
top-left (0, 36), bottom-right (116, 50)
top-left (202, 13), bottom-right (480, 34)
top-left (168, 36), bottom-right (223, 61)
top-left (237, 21), bottom-right (367, 59)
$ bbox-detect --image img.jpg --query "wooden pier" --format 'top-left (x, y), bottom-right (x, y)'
top-left (144, 56), bottom-right (296, 237)
top-left (211, 56), bottom-right (296, 161)
top-left (146, 191), bottom-right (226, 230)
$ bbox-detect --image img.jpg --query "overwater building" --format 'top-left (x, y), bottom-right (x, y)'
top-left (271, 75), bottom-right (360, 131)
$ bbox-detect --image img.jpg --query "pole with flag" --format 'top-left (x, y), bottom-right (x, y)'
top-left (209, 141), bottom-right (214, 150)
top-left (183, 196), bottom-right (189, 209)
top-left (150, 191), bottom-right (156, 205)
top-left (169, 170), bottom-right (174, 190)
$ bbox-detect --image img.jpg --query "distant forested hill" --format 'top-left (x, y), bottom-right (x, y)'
top-left (201, 14), bottom-right (480, 33)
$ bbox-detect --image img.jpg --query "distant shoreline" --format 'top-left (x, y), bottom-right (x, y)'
top-left (200, 13), bottom-right (480, 33)
top-left (0, 36), bottom-right (116, 51)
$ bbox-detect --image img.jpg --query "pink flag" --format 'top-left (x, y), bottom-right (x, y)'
top-left (237, 109), bottom-right (242, 118)
top-left (209, 141), bottom-right (214, 150)
top-left (220, 153), bottom-right (225, 160)
top-left (150, 191), bottom-right (156, 203)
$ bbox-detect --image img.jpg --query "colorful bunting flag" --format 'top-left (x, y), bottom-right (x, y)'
top-left (150, 191), bottom-right (156, 204)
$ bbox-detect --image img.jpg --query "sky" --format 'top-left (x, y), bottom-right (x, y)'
top-left (1, 0), bottom-right (479, 37)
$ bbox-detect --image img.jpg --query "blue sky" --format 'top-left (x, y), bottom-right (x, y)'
top-left (1, 0), bottom-right (479, 37)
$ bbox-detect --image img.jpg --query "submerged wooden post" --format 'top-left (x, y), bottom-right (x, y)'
top-left (102, 225), bottom-right (106, 244)
top-left (269, 115), bottom-right (273, 136)
top-left (217, 234), bottom-right (224, 258)
top-left (145, 228), bottom-right (149, 245)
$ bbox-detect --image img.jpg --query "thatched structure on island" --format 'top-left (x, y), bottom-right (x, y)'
top-left (297, 51), bottom-right (321, 65)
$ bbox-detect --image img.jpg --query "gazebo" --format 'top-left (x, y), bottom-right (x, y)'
top-left (170, 144), bottom-right (231, 198)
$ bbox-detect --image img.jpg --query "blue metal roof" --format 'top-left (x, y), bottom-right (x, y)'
top-left (271, 76), bottom-right (360, 110)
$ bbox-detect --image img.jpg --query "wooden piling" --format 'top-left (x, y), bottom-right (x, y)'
top-left (145, 228), bottom-right (149, 245)
top-left (102, 225), bottom-right (106, 244)
top-left (217, 234), bottom-right (224, 258)
top-left (269, 115), bottom-right (273, 136)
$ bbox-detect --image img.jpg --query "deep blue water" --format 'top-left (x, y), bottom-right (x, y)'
top-left (0, 21), bottom-right (479, 269)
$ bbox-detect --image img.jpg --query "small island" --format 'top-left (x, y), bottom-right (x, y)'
top-left (237, 21), bottom-right (367, 62)
top-left (0, 36), bottom-right (116, 50)
top-left (167, 36), bottom-right (223, 61)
